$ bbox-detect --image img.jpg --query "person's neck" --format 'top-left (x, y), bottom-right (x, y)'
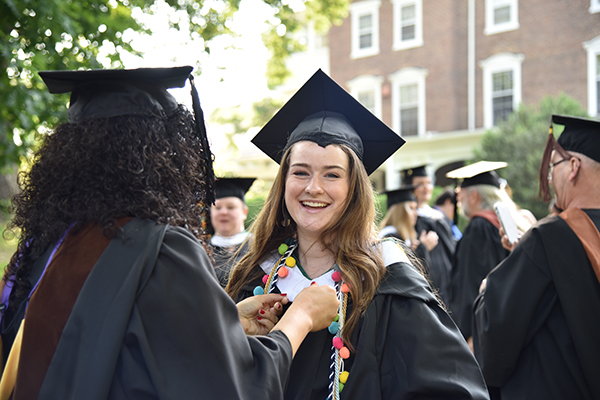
top-left (215, 228), bottom-right (244, 239)
top-left (296, 235), bottom-right (337, 279)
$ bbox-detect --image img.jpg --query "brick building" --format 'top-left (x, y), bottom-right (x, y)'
top-left (328, 0), bottom-right (600, 189)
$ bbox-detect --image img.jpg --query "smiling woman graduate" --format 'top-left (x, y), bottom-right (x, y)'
top-left (0, 66), bottom-right (339, 400)
top-left (227, 69), bottom-right (489, 400)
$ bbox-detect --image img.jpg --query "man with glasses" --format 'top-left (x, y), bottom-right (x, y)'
top-left (472, 115), bottom-right (600, 400)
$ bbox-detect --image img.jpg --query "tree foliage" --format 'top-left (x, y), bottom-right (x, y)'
top-left (0, 0), bottom-right (349, 171)
top-left (474, 93), bottom-right (589, 219)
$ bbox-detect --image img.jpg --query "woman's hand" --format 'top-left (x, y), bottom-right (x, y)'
top-left (499, 226), bottom-right (519, 252)
top-left (419, 230), bottom-right (439, 252)
top-left (272, 283), bottom-right (339, 356)
top-left (237, 293), bottom-right (289, 336)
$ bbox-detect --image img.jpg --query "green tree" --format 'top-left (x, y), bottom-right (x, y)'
top-left (474, 93), bottom-right (588, 219)
top-left (0, 0), bottom-right (349, 172)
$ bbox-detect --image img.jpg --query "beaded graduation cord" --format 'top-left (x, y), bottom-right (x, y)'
top-left (252, 238), bottom-right (351, 399)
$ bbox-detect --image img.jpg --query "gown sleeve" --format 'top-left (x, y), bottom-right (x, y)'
top-left (111, 226), bottom-right (292, 399)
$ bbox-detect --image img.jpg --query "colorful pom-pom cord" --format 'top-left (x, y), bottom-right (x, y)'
top-left (327, 272), bottom-right (350, 400)
top-left (253, 239), bottom-right (298, 296)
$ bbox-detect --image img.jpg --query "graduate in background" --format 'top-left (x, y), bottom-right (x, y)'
top-left (210, 177), bottom-right (255, 287)
top-left (403, 165), bottom-right (456, 305)
top-left (473, 115), bottom-right (600, 400)
top-left (379, 185), bottom-right (438, 271)
top-left (447, 161), bottom-right (531, 348)
top-left (227, 69), bottom-right (489, 400)
top-left (0, 66), bottom-right (338, 399)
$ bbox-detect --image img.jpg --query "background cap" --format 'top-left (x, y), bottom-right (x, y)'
top-left (215, 178), bottom-right (256, 201)
top-left (251, 69), bottom-right (405, 175)
top-left (39, 66), bottom-right (193, 122)
top-left (384, 185), bottom-right (417, 208)
top-left (401, 165), bottom-right (428, 185)
top-left (446, 161), bottom-right (507, 188)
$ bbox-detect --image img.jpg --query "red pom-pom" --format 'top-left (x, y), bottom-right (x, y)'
top-left (331, 271), bottom-right (342, 282)
top-left (339, 346), bottom-right (350, 359)
top-left (278, 266), bottom-right (289, 278)
top-left (332, 337), bottom-right (344, 349)
top-left (341, 283), bottom-right (350, 293)
top-left (262, 274), bottom-right (269, 285)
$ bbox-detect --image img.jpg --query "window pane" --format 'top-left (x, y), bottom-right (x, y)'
top-left (401, 5), bottom-right (415, 21)
top-left (399, 84), bottom-right (417, 105)
top-left (400, 107), bottom-right (418, 136)
top-left (359, 33), bottom-right (372, 49)
top-left (494, 5), bottom-right (511, 24)
top-left (359, 14), bottom-right (372, 30)
top-left (493, 71), bottom-right (513, 92)
top-left (402, 25), bottom-right (415, 40)
top-left (358, 90), bottom-right (375, 113)
top-left (493, 95), bottom-right (513, 125)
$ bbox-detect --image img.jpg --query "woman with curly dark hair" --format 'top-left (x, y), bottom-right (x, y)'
top-left (0, 66), bottom-right (337, 399)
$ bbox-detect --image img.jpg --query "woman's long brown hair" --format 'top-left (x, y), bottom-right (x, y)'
top-left (227, 143), bottom-right (386, 348)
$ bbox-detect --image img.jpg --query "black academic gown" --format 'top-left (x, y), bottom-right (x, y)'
top-left (238, 241), bottom-right (490, 400)
top-left (473, 210), bottom-right (600, 400)
top-left (4, 219), bottom-right (292, 399)
top-left (415, 215), bottom-right (456, 305)
top-left (449, 216), bottom-right (509, 338)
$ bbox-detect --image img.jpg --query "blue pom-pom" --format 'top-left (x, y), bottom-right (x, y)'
top-left (328, 321), bottom-right (339, 334)
top-left (253, 286), bottom-right (265, 296)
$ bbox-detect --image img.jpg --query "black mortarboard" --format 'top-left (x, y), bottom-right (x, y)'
top-left (446, 161), bottom-right (507, 188)
top-left (384, 185), bottom-right (417, 208)
top-left (251, 69), bottom-right (405, 175)
top-left (401, 165), bottom-right (428, 185)
top-left (39, 66), bottom-right (193, 122)
top-left (553, 115), bottom-right (600, 163)
top-left (215, 178), bottom-right (256, 201)
top-left (39, 66), bottom-right (216, 205)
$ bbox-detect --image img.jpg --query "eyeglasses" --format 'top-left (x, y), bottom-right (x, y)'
top-left (547, 158), bottom-right (568, 181)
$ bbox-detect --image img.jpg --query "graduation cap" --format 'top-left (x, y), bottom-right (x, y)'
top-left (215, 178), bottom-right (256, 201)
top-left (384, 185), bottom-right (417, 209)
top-left (251, 69), bottom-right (405, 175)
top-left (401, 165), bottom-right (428, 185)
top-left (38, 66), bottom-right (216, 205)
top-left (539, 114), bottom-right (600, 200)
top-left (446, 161), bottom-right (507, 189)
top-left (39, 66), bottom-right (193, 122)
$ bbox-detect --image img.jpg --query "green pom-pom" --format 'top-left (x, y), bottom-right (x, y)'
top-left (278, 243), bottom-right (289, 255)
top-left (339, 382), bottom-right (344, 392)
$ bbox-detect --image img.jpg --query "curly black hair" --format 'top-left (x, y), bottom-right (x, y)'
top-left (4, 105), bottom-right (213, 305)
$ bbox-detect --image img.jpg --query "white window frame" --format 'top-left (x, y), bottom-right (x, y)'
top-left (484, 0), bottom-right (519, 35)
top-left (389, 67), bottom-right (428, 137)
top-left (350, 0), bottom-right (381, 59)
top-left (479, 53), bottom-right (524, 128)
top-left (392, 0), bottom-right (423, 51)
top-left (347, 75), bottom-right (384, 118)
top-left (590, 0), bottom-right (600, 14)
top-left (584, 35), bottom-right (600, 117)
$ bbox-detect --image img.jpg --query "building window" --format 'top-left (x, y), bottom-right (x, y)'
top-left (389, 67), bottom-right (428, 137)
top-left (591, 0), bottom-right (600, 14)
top-left (480, 53), bottom-right (524, 128)
top-left (347, 75), bottom-right (384, 118)
top-left (484, 0), bottom-right (519, 35)
top-left (350, 0), bottom-right (381, 59)
top-left (392, 0), bottom-right (423, 51)
top-left (584, 35), bottom-right (600, 116)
